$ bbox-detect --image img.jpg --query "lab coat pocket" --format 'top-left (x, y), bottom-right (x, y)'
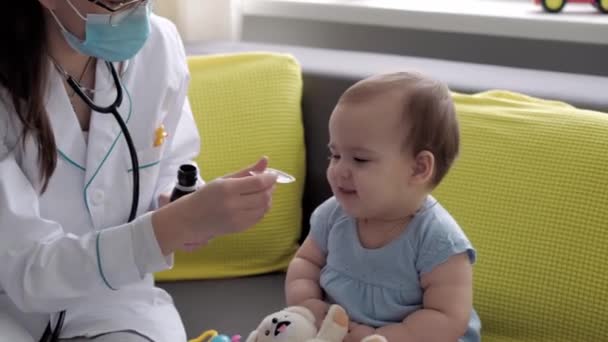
top-left (125, 145), bottom-right (164, 214)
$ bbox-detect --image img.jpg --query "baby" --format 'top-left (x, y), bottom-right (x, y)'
top-left (285, 72), bottom-right (480, 341)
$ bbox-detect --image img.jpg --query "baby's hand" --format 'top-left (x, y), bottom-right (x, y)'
top-left (344, 323), bottom-right (376, 342)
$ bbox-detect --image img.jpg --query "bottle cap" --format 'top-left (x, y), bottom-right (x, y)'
top-left (177, 164), bottom-right (198, 187)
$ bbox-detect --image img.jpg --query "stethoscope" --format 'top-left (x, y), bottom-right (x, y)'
top-left (40, 61), bottom-right (141, 342)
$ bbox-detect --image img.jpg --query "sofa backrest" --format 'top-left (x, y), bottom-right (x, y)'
top-left (439, 90), bottom-right (608, 340)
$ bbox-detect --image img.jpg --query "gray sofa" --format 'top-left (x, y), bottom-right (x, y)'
top-left (157, 41), bottom-right (608, 339)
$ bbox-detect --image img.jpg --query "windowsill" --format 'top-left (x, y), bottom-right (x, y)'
top-left (243, 0), bottom-right (608, 45)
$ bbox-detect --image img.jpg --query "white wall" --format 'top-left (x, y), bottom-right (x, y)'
top-left (153, 0), bottom-right (242, 42)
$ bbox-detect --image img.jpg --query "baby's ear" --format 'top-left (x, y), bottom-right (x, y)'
top-left (411, 150), bottom-right (435, 185)
top-left (245, 330), bottom-right (258, 342)
top-left (285, 306), bottom-right (316, 324)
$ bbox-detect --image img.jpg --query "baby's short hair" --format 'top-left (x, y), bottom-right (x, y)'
top-left (338, 72), bottom-right (459, 186)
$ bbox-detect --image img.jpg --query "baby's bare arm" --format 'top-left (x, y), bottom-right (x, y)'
top-left (375, 253), bottom-right (473, 341)
top-left (285, 236), bottom-right (329, 327)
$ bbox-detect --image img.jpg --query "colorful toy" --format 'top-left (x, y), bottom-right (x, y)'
top-left (535, 0), bottom-right (608, 13)
top-left (190, 329), bottom-right (241, 342)
top-left (245, 304), bottom-right (387, 342)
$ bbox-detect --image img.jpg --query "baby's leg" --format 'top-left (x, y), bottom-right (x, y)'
top-left (0, 311), bottom-right (35, 342)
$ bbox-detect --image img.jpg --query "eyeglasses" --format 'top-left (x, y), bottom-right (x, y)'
top-left (76, 0), bottom-right (148, 25)
top-left (87, 0), bottom-right (147, 13)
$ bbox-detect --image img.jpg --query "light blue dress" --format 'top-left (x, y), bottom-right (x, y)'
top-left (310, 196), bottom-right (481, 341)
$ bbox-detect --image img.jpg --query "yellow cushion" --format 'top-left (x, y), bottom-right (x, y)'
top-left (155, 52), bottom-right (305, 280)
top-left (432, 91), bottom-right (608, 341)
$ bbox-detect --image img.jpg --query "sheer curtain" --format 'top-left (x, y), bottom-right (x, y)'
top-left (153, 0), bottom-right (242, 42)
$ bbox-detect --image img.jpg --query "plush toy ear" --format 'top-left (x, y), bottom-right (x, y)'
top-left (245, 330), bottom-right (258, 342)
top-left (315, 305), bottom-right (349, 341)
top-left (285, 306), bottom-right (316, 324)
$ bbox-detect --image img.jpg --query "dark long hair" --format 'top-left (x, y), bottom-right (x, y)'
top-left (1, 2), bottom-right (56, 192)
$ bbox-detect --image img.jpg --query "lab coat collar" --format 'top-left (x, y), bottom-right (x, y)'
top-left (45, 60), bottom-right (133, 215)
top-left (46, 67), bottom-right (87, 171)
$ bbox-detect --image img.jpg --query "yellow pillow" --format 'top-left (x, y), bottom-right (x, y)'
top-left (433, 91), bottom-right (608, 341)
top-left (156, 52), bottom-right (305, 280)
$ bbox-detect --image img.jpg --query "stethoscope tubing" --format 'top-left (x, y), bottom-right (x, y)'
top-left (66, 60), bottom-right (140, 222)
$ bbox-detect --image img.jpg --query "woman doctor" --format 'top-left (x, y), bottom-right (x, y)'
top-left (0, 1), bottom-right (277, 341)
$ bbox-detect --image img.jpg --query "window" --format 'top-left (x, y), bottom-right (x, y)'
top-left (244, 0), bottom-right (607, 45)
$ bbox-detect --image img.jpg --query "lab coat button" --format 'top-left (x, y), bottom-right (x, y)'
top-left (92, 189), bottom-right (105, 206)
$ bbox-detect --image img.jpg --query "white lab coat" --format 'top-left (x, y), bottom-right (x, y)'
top-left (0, 15), bottom-right (199, 341)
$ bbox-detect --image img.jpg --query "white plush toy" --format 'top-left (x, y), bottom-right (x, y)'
top-left (246, 304), bottom-right (387, 342)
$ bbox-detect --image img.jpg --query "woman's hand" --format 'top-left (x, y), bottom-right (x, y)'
top-left (152, 157), bottom-right (277, 255)
top-left (158, 193), bottom-right (207, 251)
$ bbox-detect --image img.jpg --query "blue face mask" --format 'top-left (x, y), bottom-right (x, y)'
top-left (50, 1), bottom-right (150, 62)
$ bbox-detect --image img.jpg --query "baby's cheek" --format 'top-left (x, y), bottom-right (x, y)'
top-left (354, 176), bottom-right (374, 194)
top-left (326, 166), bottom-right (335, 180)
